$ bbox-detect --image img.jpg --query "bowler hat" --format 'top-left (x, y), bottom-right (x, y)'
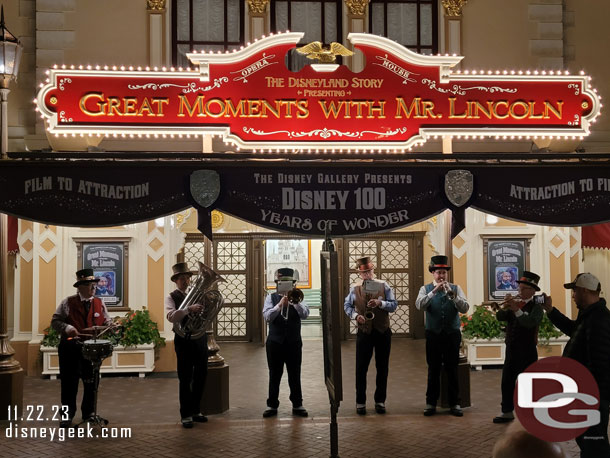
top-left (171, 262), bottom-right (193, 282)
top-left (429, 255), bottom-right (451, 272)
top-left (356, 257), bottom-right (375, 272)
top-left (516, 270), bottom-right (541, 291)
top-left (73, 268), bottom-right (100, 287)
top-left (275, 267), bottom-right (296, 282)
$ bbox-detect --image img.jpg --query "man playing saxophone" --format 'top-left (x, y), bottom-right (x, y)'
top-left (344, 257), bottom-right (397, 415)
top-left (262, 268), bottom-right (310, 418)
top-left (416, 255), bottom-right (469, 417)
top-left (165, 262), bottom-right (208, 429)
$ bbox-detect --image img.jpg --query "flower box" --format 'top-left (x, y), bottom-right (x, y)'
top-left (41, 343), bottom-right (155, 379)
top-left (464, 336), bottom-right (570, 370)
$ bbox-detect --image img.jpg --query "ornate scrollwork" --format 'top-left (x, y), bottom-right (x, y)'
top-left (147, 0), bottom-right (166, 11)
top-left (247, 0), bottom-right (270, 14)
top-left (442, 0), bottom-right (468, 17)
top-left (345, 0), bottom-right (369, 17)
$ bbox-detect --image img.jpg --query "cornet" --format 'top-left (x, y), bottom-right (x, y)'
top-left (489, 294), bottom-right (523, 311)
top-left (442, 282), bottom-right (456, 300)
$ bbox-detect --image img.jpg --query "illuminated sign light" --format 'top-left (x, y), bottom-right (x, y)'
top-left (35, 33), bottom-right (601, 153)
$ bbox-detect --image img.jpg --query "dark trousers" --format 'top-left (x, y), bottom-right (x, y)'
top-left (174, 334), bottom-right (208, 418)
top-left (265, 339), bottom-right (303, 409)
top-left (500, 346), bottom-right (538, 413)
top-left (425, 330), bottom-right (461, 407)
top-left (576, 399), bottom-right (610, 458)
top-left (58, 340), bottom-right (95, 420)
top-left (355, 328), bottom-right (392, 405)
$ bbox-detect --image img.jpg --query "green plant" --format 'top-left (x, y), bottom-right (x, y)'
top-left (460, 305), bottom-right (504, 340)
top-left (118, 308), bottom-right (166, 348)
top-left (41, 326), bottom-right (61, 347)
top-left (538, 313), bottom-right (564, 345)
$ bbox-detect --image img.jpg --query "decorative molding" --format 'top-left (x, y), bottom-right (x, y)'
top-left (426, 216), bottom-right (444, 255)
top-left (452, 234), bottom-right (468, 259)
top-left (38, 226), bottom-right (59, 264)
top-left (546, 227), bottom-right (568, 259)
top-left (146, 227), bottom-right (166, 262)
top-left (247, 0), bottom-right (269, 15)
top-left (345, 0), bottom-right (369, 17)
top-left (147, 0), bottom-right (166, 12)
top-left (175, 209), bottom-right (193, 230)
top-left (18, 226), bottom-right (34, 263)
top-left (442, 0), bottom-right (468, 17)
top-left (569, 227), bottom-right (581, 258)
top-left (211, 210), bottom-right (225, 229)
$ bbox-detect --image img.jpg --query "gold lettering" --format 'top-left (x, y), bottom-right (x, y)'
top-left (448, 97), bottom-right (467, 119)
top-left (395, 97), bottom-right (423, 118)
top-left (107, 97), bottom-right (122, 116)
top-left (151, 98), bottom-right (169, 116)
top-left (178, 94), bottom-right (205, 117)
top-left (79, 92), bottom-right (105, 116)
top-left (492, 101), bottom-right (509, 119)
top-left (204, 98), bottom-right (226, 118)
top-left (544, 101), bottom-right (563, 119)
top-left (509, 100), bottom-right (529, 119)
top-left (123, 97), bottom-right (138, 116)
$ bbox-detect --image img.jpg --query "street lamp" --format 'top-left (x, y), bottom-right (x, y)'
top-left (0, 4), bottom-right (23, 420)
top-left (0, 5), bottom-right (23, 159)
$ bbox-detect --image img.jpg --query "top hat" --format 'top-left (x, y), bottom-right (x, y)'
top-left (356, 257), bottom-right (375, 272)
top-left (516, 270), bottom-right (541, 291)
top-left (564, 272), bottom-right (601, 291)
top-left (275, 267), bottom-right (296, 282)
top-left (73, 268), bottom-right (100, 287)
top-left (428, 255), bottom-right (451, 272)
top-left (171, 262), bottom-right (194, 282)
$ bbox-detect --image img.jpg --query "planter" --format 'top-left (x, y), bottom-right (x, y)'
top-left (41, 343), bottom-right (155, 379)
top-left (464, 336), bottom-right (569, 370)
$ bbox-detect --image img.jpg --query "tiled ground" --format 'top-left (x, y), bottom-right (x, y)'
top-left (1, 339), bottom-right (584, 457)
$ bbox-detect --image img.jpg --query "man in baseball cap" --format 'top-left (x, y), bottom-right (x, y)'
top-left (543, 272), bottom-right (610, 456)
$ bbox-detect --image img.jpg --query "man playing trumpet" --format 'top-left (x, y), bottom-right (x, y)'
top-left (344, 257), bottom-right (397, 415)
top-left (416, 255), bottom-right (469, 417)
top-left (492, 270), bottom-right (544, 424)
top-left (262, 268), bottom-right (310, 418)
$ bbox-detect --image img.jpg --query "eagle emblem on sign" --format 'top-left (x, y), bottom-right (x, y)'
top-left (444, 170), bottom-right (473, 207)
top-left (295, 41), bottom-right (354, 63)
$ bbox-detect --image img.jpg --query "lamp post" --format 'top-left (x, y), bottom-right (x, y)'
top-left (0, 5), bottom-right (24, 420)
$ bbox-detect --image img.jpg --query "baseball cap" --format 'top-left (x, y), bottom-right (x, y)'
top-left (564, 273), bottom-right (601, 291)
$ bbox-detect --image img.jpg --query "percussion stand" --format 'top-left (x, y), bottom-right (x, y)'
top-left (79, 329), bottom-right (112, 428)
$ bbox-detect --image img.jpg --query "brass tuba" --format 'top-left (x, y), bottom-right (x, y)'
top-left (174, 261), bottom-right (225, 339)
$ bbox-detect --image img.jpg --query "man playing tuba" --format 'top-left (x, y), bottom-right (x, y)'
top-left (165, 262), bottom-right (209, 429)
top-left (262, 268), bottom-right (310, 418)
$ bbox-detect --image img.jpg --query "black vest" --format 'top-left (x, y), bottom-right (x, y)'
top-left (266, 293), bottom-right (302, 345)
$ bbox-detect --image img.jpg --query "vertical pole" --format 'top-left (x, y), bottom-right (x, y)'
top-left (0, 88), bottom-right (9, 159)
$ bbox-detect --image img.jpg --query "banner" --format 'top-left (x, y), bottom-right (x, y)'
top-left (1, 162), bottom-right (610, 235)
top-left (36, 33), bottom-right (600, 152)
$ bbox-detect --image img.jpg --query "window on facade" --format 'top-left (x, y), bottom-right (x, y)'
top-left (271, 1), bottom-right (343, 71)
top-left (172, 0), bottom-right (245, 67)
top-left (369, 0), bottom-right (438, 55)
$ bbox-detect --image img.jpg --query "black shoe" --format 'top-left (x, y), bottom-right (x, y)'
top-left (356, 407), bottom-right (366, 416)
top-left (192, 414), bottom-right (208, 423)
top-left (59, 418), bottom-right (73, 428)
top-left (375, 403), bottom-right (386, 414)
top-left (263, 408), bottom-right (278, 418)
top-left (493, 415), bottom-right (514, 424)
top-left (292, 407), bottom-right (308, 417)
top-left (449, 407), bottom-right (463, 417)
top-left (181, 417), bottom-right (194, 428)
top-left (423, 407), bottom-right (436, 416)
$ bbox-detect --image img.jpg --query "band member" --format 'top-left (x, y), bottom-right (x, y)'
top-left (262, 267), bottom-right (310, 418)
top-left (51, 268), bottom-right (112, 428)
top-left (416, 255), bottom-right (469, 417)
top-left (492, 270), bottom-right (544, 423)
top-left (165, 262), bottom-right (208, 428)
top-left (344, 257), bottom-right (397, 415)
top-left (543, 273), bottom-right (610, 457)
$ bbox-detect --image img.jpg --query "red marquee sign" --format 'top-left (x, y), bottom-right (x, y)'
top-left (36, 33), bottom-right (601, 152)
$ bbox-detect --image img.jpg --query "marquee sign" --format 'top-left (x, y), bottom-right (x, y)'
top-left (36, 33), bottom-right (601, 152)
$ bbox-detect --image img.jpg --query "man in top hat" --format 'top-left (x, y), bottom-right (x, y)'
top-left (262, 267), bottom-right (310, 418)
top-left (542, 273), bottom-right (610, 457)
top-left (51, 268), bottom-right (113, 428)
top-left (492, 270), bottom-right (544, 424)
top-left (416, 255), bottom-right (470, 417)
top-left (165, 262), bottom-right (209, 428)
top-left (344, 257), bottom-right (397, 415)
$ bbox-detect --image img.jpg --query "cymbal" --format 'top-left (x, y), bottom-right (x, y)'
top-left (83, 325), bottom-right (109, 331)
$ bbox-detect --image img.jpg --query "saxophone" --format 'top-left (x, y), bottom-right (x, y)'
top-left (173, 261), bottom-right (225, 339)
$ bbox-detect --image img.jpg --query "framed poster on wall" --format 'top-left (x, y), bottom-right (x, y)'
top-left (265, 239), bottom-right (311, 289)
top-left (77, 239), bottom-right (129, 309)
top-left (482, 236), bottom-right (533, 302)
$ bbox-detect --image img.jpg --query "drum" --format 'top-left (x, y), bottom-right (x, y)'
top-left (82, 339), bottom-right (113, 363)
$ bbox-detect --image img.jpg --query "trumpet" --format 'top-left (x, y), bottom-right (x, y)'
top-left (442, 282), bottom-right (456, 300)
top-left (280, 287), bottom-right (304, 320)
top-left (489, 294), bottom-right (522, 311)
